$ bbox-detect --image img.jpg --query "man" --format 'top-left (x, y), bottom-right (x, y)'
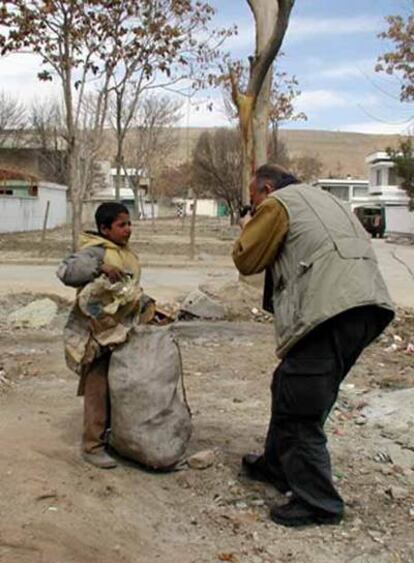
top-left (233, 164), bottom-right (394, 527)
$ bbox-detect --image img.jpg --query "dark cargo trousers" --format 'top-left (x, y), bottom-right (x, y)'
top-left (264, 306), bottom-right (392, 515)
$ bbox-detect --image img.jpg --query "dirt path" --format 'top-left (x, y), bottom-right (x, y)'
top-left (1, 321), bottom-right (413, 563)
top-left (0, 264), bottom-right (237, 301)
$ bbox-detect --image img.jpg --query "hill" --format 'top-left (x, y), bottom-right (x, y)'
top-left (99, 127), bottom-right (401, 180)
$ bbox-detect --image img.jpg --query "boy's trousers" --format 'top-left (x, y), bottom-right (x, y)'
top-left (82, 353), bottom-right (111, 453)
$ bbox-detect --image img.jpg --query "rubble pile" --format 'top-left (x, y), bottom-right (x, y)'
top-left (198, 281), bottom-right (271, 322)
top-left (0, 293), bottom-right (71, 332)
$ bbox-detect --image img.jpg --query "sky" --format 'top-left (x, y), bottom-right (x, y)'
top-left (185, 0), bottom-right (414, 134)
top-left (0, 0), bottom-right (412, 135)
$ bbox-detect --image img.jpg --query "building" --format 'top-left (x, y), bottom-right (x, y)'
top-left (316, 155), bottom-right (414, 235)
top-left (0, 169), bottom-right (67, 233)
top-left (314, 178), bottom-right (370, 210)
top-left (82, 164), bottom-right (157, 222)
top-left (366, 152), bottom-right (414, 234)
top-left (172, 198), bottom-right (229, 218)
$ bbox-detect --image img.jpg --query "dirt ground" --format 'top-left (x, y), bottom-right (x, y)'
top-left (0, 219), bottom-right (413, 563)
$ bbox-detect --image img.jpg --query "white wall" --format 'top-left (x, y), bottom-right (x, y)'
top-left (0, 182), bottom-right (67, 233)
top-left (386, 206), bottom-right (414, 235)
top-left (80, 199), bottom-right (159, 225)
top-left (185, 199), bottom-right (218, 217)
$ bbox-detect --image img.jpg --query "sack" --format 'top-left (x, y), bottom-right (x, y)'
top-left (108, 325), bottom-right (192, 469)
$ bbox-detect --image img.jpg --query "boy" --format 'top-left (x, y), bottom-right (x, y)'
top-left (57, 202), bottom-right (142, 469)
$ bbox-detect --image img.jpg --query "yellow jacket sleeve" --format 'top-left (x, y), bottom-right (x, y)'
top-left (232, 197), bottom-right (289, 275)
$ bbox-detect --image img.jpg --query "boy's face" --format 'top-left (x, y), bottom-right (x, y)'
top-left (101, 212), bottom-right (132, 246)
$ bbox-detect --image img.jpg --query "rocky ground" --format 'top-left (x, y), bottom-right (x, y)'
top-left (0, 220), bottom-right (413, 563)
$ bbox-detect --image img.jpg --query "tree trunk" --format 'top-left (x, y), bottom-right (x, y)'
top-left (232, 0), bottom-right (294, 203)
top-left (68, 147), bottom-right (83, 251)
top-left (253, 68), bottom-right (272, 167)
top-left (114, 93), bottom-right (123, 202)
top-left (228, 204), bottom-right (235, 226)
top-left (189, 195), bottom-right (198, 260)
top-left (237, 95), bottom-right (255, 205)
top-left (132, 186), bottom-right (141, 219)
top-left (251, 1), bottom-right (278, 168)
top-left (115, 152), bottom-right (122, 203)
top-left (149, 176), bottom-right (156, 231)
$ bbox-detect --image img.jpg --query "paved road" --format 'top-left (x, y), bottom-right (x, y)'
top-left (0, 240), bottom-right (412, 307)
top-left (372, 240), bottom-right (414, 308)
top-left (0, 264), bottom-right (237, 302)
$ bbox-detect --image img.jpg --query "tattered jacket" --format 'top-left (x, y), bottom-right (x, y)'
top-left (57, 232), bottom-right (143, 393)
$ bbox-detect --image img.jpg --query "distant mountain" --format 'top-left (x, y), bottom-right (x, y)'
top-left (99, 127), bottom-right (401, 180)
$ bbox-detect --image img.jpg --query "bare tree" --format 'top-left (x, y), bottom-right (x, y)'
top-left (268, 69), bottom-right (306, 162)
top-left (291, 154), bottom-right (323, 183)
top-left (128, 94), bottom-right (183, 221)
top-left (192, 128), bottom-right (243, 225)
top-left (268, 137), bottom-right (291, 169)
top-left (229, 0), bottom-right (296, 203)
top-left (157, 162), bottom-right (193, 200)
top-left (0, 1), bottom-right (157, 248)
top-left (105, 1), bottom-right (233, 202)
top-left (0, 91), bottom-right (26, 147)
top-left (29, 99), bottom-right (67, 184)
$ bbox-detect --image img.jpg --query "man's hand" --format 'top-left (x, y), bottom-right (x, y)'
top-left (239, 213), bottom-right (252, 229)
top-left (100, 264), bottom-right (125, 283)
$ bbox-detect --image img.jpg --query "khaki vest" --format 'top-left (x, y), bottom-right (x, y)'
top-left (269, 184), bottom-right (394, 357)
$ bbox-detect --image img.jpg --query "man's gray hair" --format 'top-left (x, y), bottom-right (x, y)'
top-left (255, 164), bottom-right (299, 192)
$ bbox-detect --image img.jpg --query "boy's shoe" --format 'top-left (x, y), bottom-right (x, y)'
top-left (82, 450), bottom-right (117, 469)
top-left (270, 498), bottom-right (343, 528)
top-left (241, 453), bottom-right (290, 493)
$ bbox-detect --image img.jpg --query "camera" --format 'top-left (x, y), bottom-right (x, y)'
top-left (239, 205), bottom-right (252, 218)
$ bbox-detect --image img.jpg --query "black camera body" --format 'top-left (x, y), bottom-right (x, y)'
top-left (239, 205), bottom-right (252, 218)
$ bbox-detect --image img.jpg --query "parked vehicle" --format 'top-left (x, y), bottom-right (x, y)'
top-left (354, 206), bottom-right (386, 238)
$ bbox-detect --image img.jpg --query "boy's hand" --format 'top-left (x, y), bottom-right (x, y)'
top-left (100, 264), bottom-right (125, 283)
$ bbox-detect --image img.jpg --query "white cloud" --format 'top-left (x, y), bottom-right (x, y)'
top-left (339, 121), bottom-right (412, 135)
top-left (295, 88), bottom-right (382, 115)
top-left (177, 97), bottom-right (230, 128)
top-left (319, 59), bottom-right (375, 80)
top-left (224, 21), bottom-right (254, 52)
top-left (288, 16), bottom-right (382, 40)
top-left (295, 89), bottom-right (348, 112)
top-left (222, 15), bottom-right (382, 53)
top-left (0, 53), bottom-right (61, 102)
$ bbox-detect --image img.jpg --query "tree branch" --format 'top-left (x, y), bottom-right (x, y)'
top-left (247, 0), bottom-right (295, 98)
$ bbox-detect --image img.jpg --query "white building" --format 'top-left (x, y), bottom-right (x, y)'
top-left (314, 178), bottom-right (370, 210)
top-left (172, 198), bottom-right (229, 218)
top-left (366, 152), bottom-right (414, 234)
top-left (83, 164), bottom-right (157, 221)
top-left (0, 176), bottom-right (67, 234)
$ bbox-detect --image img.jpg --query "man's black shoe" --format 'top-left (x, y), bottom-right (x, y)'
top-left (270, 498), bottom-right (343, 528)
top-left (241, 453), bottom-right (290, 493)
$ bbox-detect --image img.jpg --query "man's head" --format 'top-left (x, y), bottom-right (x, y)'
top-left (250, 164), bottom-right (299, 212)
top-left (95, 202), bottom-right (131, 246)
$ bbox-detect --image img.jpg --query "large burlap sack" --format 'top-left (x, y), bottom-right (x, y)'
top-left (108, 325), bottom-right (192, 469)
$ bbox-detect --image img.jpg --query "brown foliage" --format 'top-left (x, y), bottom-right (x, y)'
top-left (376, 11), bottom-right (414, 102)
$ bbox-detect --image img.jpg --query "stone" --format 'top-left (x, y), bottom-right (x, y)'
top-left (386, 486), bottom-right (409, 500)
top-left (8, 298), bottom-right (58, 328)
top-left (180, 290), bottom-right (225, 320)
top-left (187, 449), bottom-right (216, 470)
top-left (363, 389), bottom-right (414, 434)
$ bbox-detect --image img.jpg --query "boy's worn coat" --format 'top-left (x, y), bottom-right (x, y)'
top-left (57, 232), bottom-right (142, 394)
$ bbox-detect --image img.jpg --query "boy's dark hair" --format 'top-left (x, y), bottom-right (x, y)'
top-left (95, 202), bottom-right (129, 233)
top-left (255, 164), bottom-right (300, 192)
